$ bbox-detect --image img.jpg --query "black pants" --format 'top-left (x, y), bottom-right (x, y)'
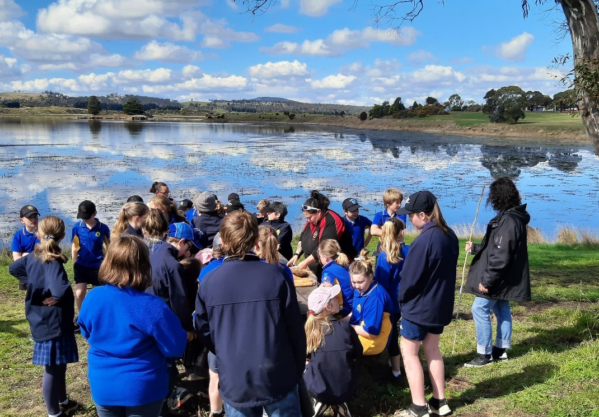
top-left (388, 314), bottom-right (401, 357)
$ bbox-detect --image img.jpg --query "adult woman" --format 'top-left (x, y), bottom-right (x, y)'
top-left (464, 177), bottom-right (530, 367)
top-left (396, 191), bottom-right (459, 417)
top-left (78, 235), bottom-right (187, 417)
top-left (288, 190), bottom-right (356, 279)
top-left (149, 181), bottom-right (170, 198)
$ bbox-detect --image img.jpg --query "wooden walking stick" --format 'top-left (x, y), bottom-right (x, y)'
top-left (451, 185), bottom-right (486, 355)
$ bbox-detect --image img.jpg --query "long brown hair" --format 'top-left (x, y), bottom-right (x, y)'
top-left (426, 202), bottom-right (449, 234)
top-left (34, 216), bottom-right (67, 264)
top-left (305, 311), bottom-right (332, 354)
top-left (380, 218), bottom-right (405, 264)
top-left (318, 239), bottom-right (349, 267)
top-left (257, 225), bottom-right (279, 265)
top-left (112, 202), bottom-right (149, 239)
top-left (143, 209), bottom-right (169, 239)
top-left (99, 235), bottom-right (152, 290)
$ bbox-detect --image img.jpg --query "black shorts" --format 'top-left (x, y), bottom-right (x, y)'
top-left (208, 352), bottom-right (218, 374)
top-left (74, 263), bottom-right (101, 286)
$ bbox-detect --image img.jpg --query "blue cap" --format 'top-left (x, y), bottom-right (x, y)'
top-left (168, 222), bottom-right (201, 249)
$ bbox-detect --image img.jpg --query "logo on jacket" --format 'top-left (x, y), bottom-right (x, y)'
top-left (276, 229), bottom-right (280, 235)
top-left (95, 232), bottom-right (101, 237)
top-left (357, 304), bottom-right (361, 313)
top-left (312, 230), bottom-right (318, 239)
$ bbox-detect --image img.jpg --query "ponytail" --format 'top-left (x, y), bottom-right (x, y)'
top-left (34, 216), bottom-right (67, 264)
top-left (349, 248), bottom-right (373, 277)
top-left (143, 209), bottom-right (169, 239)
top-left (112, 202), bottom-right (149, 239)
top-left (149, 181), bottom-right (167, 194)
top-left (318, 239), bottom-right (349, 267)
top-left (305, 312), bottom-right (332, 354)
top-left (257, 225), bottom-right (280, 265)
top-left (427, 202), bottom-right (449, 234)
top-left (380, 218), bottom-right (405, 264)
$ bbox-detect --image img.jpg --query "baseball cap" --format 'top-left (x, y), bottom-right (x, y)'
top-left (342, 198), bottom-right (361, 212)
top-left (20, 205), bottom-right (40, 218)
top-left (262, 201), bottom-right (288, 218)
top-left (308, 284), bottom-right (341, 315)
top-left (77, 200), bottom-right (96, 219)
top-left (227, 193), bottom-right (240, 203)
top-left (194, 192), bottom-right (217, 213)
top-left (396, 191), bottom-right (437, 215)
top-left (168, 222), bottom-right (201, 249)
top-left (225, 200), bottom-right (245, 214)
top-left (178, 199), bottom-right (193, 212)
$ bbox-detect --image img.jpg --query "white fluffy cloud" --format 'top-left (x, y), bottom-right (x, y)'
top-left (199, 18), bottom-right (259, 48)
top-left (248, 60), bottom-right (309, 79)
top-left (495, 32), bottom-right (534, 62)
top-left (407, 50), bottom-right (439, 65)
top-left (310, 74), bottom-right (356, 89)
top-left (0, 0), bottom-right (22, 21)
top-left (134, 40), bottom-right (204, 62)
top-left (411, 65), bottom-right (466, 84)
top-left (0, 54), bottom-right (28, 78)
top-left (300, 0), bottom-right (342, 17)
top-left (264, 24), bottom-right (300, 33)
top-left (262, 26), bottom-right (419, 56)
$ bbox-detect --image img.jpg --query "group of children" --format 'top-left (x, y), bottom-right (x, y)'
top-left (9, 183), bottom-right (457, 417)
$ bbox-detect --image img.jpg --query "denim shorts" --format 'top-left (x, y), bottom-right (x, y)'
top-left (400, 317), bottom-right (444, 341)
top-left (74, 263), bottom-right (101, 286)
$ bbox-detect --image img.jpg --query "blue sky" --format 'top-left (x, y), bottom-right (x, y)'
top-left (0, 0), bottom-right (572, 105)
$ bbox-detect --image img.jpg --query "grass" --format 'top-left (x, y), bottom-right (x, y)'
top-left (426, 111), bottom-right (585, 130)
top-left (1, 238), bottom-right (598, 416)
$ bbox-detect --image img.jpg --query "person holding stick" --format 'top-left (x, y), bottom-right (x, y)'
top-left (464, 177), bottom-right (531, 367)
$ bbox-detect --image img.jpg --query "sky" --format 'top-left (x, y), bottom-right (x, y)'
top-left (0, 0), bottom-right (574, 106)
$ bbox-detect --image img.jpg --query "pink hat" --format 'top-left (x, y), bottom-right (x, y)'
top-left (308, 284), bottom-right (341, 315)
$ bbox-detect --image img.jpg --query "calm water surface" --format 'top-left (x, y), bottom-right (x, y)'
top-left (0, 118), bottom-right (597, 243)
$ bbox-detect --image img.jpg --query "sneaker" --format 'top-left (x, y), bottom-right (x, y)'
top-left (394, 408), bottom-right (430, 417)
top-left (167, 386), bottom-right (193, 410)
top-left (332, 402), bottom-right (352, 417)
top-left (313, 400), bottom-right (330, 417)
top-left (59, 398), bottom-right (79, 415)
top-left (464, 354), bottom-right (493, 368)
top-left (73, 320), bottom-right (80, 334)
top-left (492, 347), bottom-right (508, 362)
top-left (388, 370), bottom-right (407, 386)
top-left (428, 398), bottom-right (452, 416)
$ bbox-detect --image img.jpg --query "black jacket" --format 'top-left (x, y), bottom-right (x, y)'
top-left (465, 204), bottom-right (531, 301)
top-left (9, 255), bottom-right (75, 342)
top-left (263, 218), bottom-right (293, 260)
top-left (192, 212), bottom-right (223, 247)
top-left (304, 318), bottom-right (362, 405)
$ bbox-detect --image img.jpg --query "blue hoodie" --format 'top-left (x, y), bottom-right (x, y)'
top-left (322, 261), bottom-right (353, 317)
top-left (398, 222), bottom-right (458, 327)
top-left (375, 244), bottom-right (410, 314)
top-left (195, 254), bottom-right (306, 408)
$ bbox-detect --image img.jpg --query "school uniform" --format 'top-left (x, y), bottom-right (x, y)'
top-left (321, 261), bottom-right (353, 318)
top-left (9, 255), bottom-right (78, 365)
top-left (304, 318), bottom-right (363, 405)
top-left (72, 219), bottom-right (110, 286)
top-left (11, 227), bottom-right (40, 254)
top-left (78, 285), bottom-right (187, 407)
top-left (262, 218), bottom-right (293, 260)
top-left (192, 212), bottom-right (223, 247)
top-left (372, 210), bottom-right (408, 229)
top-left (345, 215), bottom-right (372, 253)
top-left (375, 245), bottom-right (410, 315)
top-left (198, 257), bottom-right (224, 283)
top-left (185, 208), bottom-right (198, 224)
top-left (349, 282), bottom-right (394, 356)
top-left (119, 224), bottom-right (143, 238)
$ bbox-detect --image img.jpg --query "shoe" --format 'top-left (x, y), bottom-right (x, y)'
top-left (313, 400), bottom-right (330, 417)
top-left (59, 398), bottom-right (79, 415)
top-left (332, 402), bottom-right (352, 417)
top-left (428, 398), bottom-right (452, 416)
top-left (388, 370), bottom-right (407, 386)
top-left (73, 320), bottom-right (80, 334)
top-left (464, 354), bottom-right (493, 368)
top-left (167, 386), bottom-right (193, 410)
top-left (492, 346), bottom-right (508, 362)
top-left (394, 408), bottom-right (430, 417)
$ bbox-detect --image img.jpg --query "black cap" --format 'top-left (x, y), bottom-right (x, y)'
top-left (397, 191), bottom-right (437, 215)
top-left (342, 198), bottom-right (361, 212)
top-left (263, 201), bottom-right (288, 218)
top-left (77, 200), bottom-right (97, 219)
top-left (225, 200), bottom-right (245, 214)
top-left (227, 193), bottom-right (240, 203)
top-left (20, 205), bottom-right (40, 218)
top-left (127, 195), bottom-right (144, 203)
top-left (178, 199), bottom-right (193, 212)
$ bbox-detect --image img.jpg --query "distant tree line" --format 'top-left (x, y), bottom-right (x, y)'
top-left (185, 99), bottom-right (370, 116)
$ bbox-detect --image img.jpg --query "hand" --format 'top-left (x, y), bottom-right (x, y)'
top-left (478, 283), bottom-right (489, 294)
top-left (287, 255), bottom-right (298, 267)
top-left (187, 331), bottom-right (197, 341)
top-left (297, 260), bottom-right (308, 270)
top-left (465, 241), bottom-right (473, 253)
top-left (43, 297), bottom-right (58, 306)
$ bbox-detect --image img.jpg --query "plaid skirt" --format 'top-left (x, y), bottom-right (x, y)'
top-left (32, 334), bottom-right (79, 366)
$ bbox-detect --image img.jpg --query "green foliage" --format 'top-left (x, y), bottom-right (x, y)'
top-left (526, 90), bottom-right (552, 111)
top-left (288, 113), bottom-right (295, 120)
top-left (447, 93), bottom-right (465, 111)
top-left (359, 111), bottom-right (367, 121)
top-left (86, 95), bottom-right (101, 115)
top-left (553, 89), bottom-right (578, 111)
top-left (122, 98), bottom-right (145, 115)
top-left (1, 100), bottom-right (20, 108)
top-left (425, 96), bottom-right (439, 105)
top-left (485, 86), bottom-right (527, 124)
top-left (369, 100), bottom-right (390, 118)
top-left (390, 97), bottom-right (405, 112)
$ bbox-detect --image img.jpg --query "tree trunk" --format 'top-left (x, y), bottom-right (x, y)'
top-left (559, 0), bottom-right (599, 155)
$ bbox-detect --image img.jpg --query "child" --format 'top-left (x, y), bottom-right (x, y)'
top-left (72, 200), bottom-right (110, 315)
top-left (342, 198), bottom-right (372, 254)
top-left (256, 225), bottom-right (293, 281)
top-left (304, 285), bottom-right (362, 415)
top-left (318, 239), bottom-right (353, 318)
top-left (262, 201), bottom-right (293, 261)
top-left (371, 188), bottom-right (407, 238)
top-left (111, 202), bottom-right (149, 239)
top-left (127, 195), bottom-right (144, 203)
top-left (255, 199), bottom-right (270, 225)
top-left (11, 205), bottom-right (41, 262)
top-left (348, 250), bottom-right (394, 356)
top-left (179, 199), bottom-right (195, 223)
top-left (142, 208), bottom-right (169, 255)
top-left (198, 243), bottom-right (224, 283)
top-left (191, 192), bottom-right (222, 247)
top-left (149, 195), bottom-right (187, 224)
top-left (375, 218), bottom-right (410, 383)
top-left (9, 216), bottom-right (79, 417)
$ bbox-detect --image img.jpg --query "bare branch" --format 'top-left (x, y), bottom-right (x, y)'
top-left (233, 0), bottom-right (276, 15)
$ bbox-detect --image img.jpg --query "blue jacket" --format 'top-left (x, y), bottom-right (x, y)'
top-left (198, 257), bottom-right (224, 283)
top-left (195, 254), bottom-right (306, 408)
top-left (398, 222), bottom-right (459, 327)
top-left (192, 212), bottom-right (222, 247)
top-left (145, 241), bottom-right (194, 331)
top-left (322, 261), bottom-right (353, 317)
top-left (78, 285), bottom-right (187, 407)
top-left (9, 255), bottom-right (75, 342)
top-left (262, 218), bottom-right (293, 260)
top-left (375, 244), bottom-right (409, 314)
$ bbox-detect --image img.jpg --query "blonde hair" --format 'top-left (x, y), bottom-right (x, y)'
top-left (318, 239), bottom-right (349, 267)
top-left (34, 216), bottom-right (67, 264)
top-left (215, 200), bottom-right (226, 217)
top-left (149, 195), bottom-right (170, 215)
top-left (220, 211), bottom-right (258, 259)
top-left (380, 218), bottom-right (405, 264)
top-left (99, 235), bottom-right (152, 290)
top-left (425, 202), bottom-right (449, 234)
top-left (349, 249), bottom-right (373, 277)
top-left (112, 202), bottom-right (149, 239)
top-left (383, 188), bottom-right (403, 206)
top-left (257, 225), bottom-right (279, 265)
top-left (305, 312), bottom-right (332, 354)
top-left (257, 199), bottom-right (270, 212)
top-left (143, 209), bottom-right (169, 239)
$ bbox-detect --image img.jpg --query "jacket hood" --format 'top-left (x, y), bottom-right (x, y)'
top-left (505, 204), bottom-right (530, 226)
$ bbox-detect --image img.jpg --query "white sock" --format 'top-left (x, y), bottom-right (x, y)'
top-left (49, 413), bottom-right (61, 417)
top-left (59, 398), bottom-right (69, 405)
top-left (211, 408), bottom-right (223, 415)
top-left (388, 359), bottom-right (392, 367)
top-left (392, 370), bottom-right (402, 377)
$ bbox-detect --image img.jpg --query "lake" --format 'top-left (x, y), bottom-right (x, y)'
top-left (0, 117), bottom-right (597, 245)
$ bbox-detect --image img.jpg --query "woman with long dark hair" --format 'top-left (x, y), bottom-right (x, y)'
top-left (464, 177), bottom-right (531, 367)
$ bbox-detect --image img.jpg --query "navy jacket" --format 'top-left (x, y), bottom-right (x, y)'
top-left (398, 222), bottom-right (459, 327)
top-left (192, 212), bottom-right (223, 247)
top-left (195, 255), bottom-right (306, 408)
top-left (263, 218), bottom-right (293, 260)
top-left (9, 255), bottom-right (75, 341)
top-left (146, 241), bottom-right (193, 332)
top-left (304, 318), bottom-right (362, 405)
